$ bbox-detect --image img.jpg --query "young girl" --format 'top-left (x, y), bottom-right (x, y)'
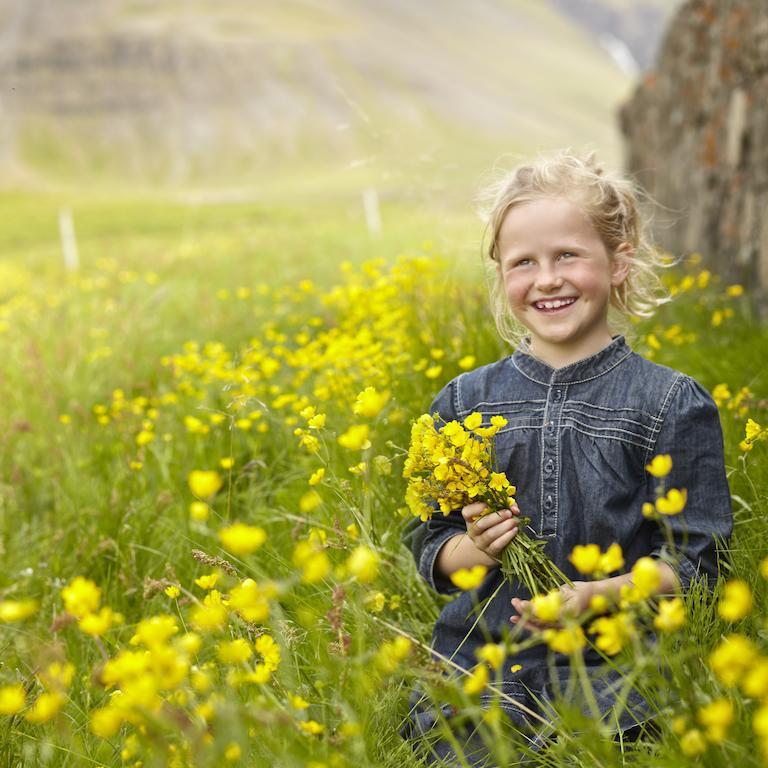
top-left (401, 150), bottom-right (732, 764)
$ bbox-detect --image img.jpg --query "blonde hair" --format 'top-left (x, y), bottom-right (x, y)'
top-left (476, 149), bottom-right (673, 347)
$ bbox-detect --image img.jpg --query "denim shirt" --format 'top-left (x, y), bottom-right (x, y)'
top-left (405, 335), bottom-right (732, 728)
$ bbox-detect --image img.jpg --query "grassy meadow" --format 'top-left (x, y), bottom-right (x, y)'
top-left (0, 188), bottom-right (767, 768)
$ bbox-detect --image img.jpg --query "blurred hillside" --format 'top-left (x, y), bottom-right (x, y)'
top-left (0, 0), bottom-right (678, 197)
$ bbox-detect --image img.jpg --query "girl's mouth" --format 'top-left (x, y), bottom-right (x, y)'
top-left (532, 297), bottom-right (577, 313)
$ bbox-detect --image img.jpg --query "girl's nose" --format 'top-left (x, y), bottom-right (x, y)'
top-left (535, 264), bottom-right (564, 292)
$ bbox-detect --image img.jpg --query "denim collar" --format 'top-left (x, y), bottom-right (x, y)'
top-left (511, 335), bottom-right (632, 385)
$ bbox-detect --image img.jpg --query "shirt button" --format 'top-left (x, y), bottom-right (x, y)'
top-left (547, 422), bottom-right (555, 433)
top-left (553, 389), bottom-right (562, 401)
top-left (544, 459), bottom-right (554, 473)
top-left (544, 495), bottom-right (553, 509)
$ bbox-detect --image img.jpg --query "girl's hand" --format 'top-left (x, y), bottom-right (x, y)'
top-left (461, 501), bottom-right (520, 563)
top-left (510, 581), bottom-right (594, 630)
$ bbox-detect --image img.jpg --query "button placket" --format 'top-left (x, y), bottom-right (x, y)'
top-left (541, 382), bottom-right (566, 537)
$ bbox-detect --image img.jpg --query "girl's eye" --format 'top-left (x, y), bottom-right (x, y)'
top-left (511, 258), bottom-right (531, 268)
top-left (558, 251), bottom-right (576, 260)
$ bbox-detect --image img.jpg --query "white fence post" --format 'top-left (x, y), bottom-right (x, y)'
top-left (58, 208), bottom-right (79, 271)
top-left (362, 188), bottom-right (381, 236)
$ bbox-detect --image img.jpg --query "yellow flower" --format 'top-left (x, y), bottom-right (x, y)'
top-left (195, 573), bottom-right (219, 590)
top-left (569, 544), bottom-right (601, 575)
top-left (726, 284), bottom-right (744, 297)
top-left (353, 387), bottom-right (389, 418)
top-left (219, 523), bottom-right (267, 555)
top-left (746, 418), bottom-right (764, 442)
top-left (189, 501), bottom-right (210, 521)
top-left (449, 565), bottom-right (488, 591)
top-left (760, 556), bottom-right (768, 580)
top-left (598, 543), bottom-right (624, 575)
top-left (220, 457), bottom-right (235, 470)
top-left (718, 579), bottom-right (753, 622)
top-left (78, 607), bottom-right (119, 637)
top-left (187, 470), bottom-right (223, 499)
top-left (458, 355), bottom-right (476, 370)
top-left (130, 614), bottom-right (178, 647)
top-left (645, 454), bottom-right (672, 478)
top-left (476, 643), bottom-right (505, 670)
top-left (288, 693), bottom-right (310, 709)
top-left (254, 634), bottom-right (280, 671)
top-left (0, 684), bottom-right (25, 715)
top-left (308, 468), bottom-right (325, 486)
top-left (39, 662), bottom-right (75, 692)
top-left (544, 625), bottom-right (586, 655)
top-left (228, 579), bottom-right (272, 623)
top-left (135, 429), bottom-right (155, 446)
top-left (488, 472), bottom-right (510, 491)
top-left (654, 597), bottom-right (686, 633)
top-left (463, 664), bottom-right (489, 695)
top-left (346, 545), bottom-right (380, 583)
top-left (531, 591), bottom-right (562, 623)
top-left (224, 743), bottom-right (241, 761)
top-left (292, 541), bottom-right (331, 584)
top-left (25, 691), bottom-right (64, 724)
top-left (741, 659), bottom-right (768, 698)
top-left (697, 698), bottom-right (734, 743)
top-left (589, 612), bottom-right (634, 655)
top-left (656, 488), bottom-right (687, 515)
top-left (510, 664), bottom-right (522, 673)
top-left (165, 585), bottom-right (181, 599)
top-left (631, 557), bottom-right (661, 598)
top-left (190, 592), bottom-right (229, 632)
top-left (463, 412), bottom-right (483, 431)
top-left (709, 634), bottom-right (758, 686)
top-left (298, 720), bottom-right (324, 736)
top-left (299, 490), bottom-right (322, 513)
top-left (754, 704), bottom-right (768, 738)
top-left (61, 576), bottom-right (101, 619)
top-left (338, 425), bottom-right (371, 450)
top-left (0, 600), bottom-right (38, 622)
top-left (364, 591), bottom-right (386, 613)
top-left (680, 728), bottom-right (706, 756)
top-left (217, 638), bottom-right (253, 664)
top-left (641, 502), bottom-right (656, 519)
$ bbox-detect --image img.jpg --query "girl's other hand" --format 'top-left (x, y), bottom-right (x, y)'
top-left (461, 501), bottom-right (520, 562)
top-left (510, 581), bottom-right (594, 629)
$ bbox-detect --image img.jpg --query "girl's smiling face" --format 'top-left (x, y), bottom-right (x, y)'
top-left (496, 196), bottom-right (630, 368)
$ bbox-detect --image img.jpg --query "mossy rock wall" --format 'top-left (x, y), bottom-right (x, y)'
top-left (620, 0), bottom-right (768, 303)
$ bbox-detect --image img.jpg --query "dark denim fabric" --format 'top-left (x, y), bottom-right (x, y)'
top-left (401, 336), bottom-right (732, 759)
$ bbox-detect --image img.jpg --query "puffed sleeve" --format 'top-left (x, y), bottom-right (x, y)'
top-left (402, 378), bottom-right (468, 595)
top-left (648, 375), bottom-right (732, 592)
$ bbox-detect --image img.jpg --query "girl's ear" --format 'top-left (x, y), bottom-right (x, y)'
top-left (610, 243), bottom-right (633, 286)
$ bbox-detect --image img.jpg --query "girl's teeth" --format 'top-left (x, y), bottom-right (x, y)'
top-left (536, 298), bottom-right (575, 310)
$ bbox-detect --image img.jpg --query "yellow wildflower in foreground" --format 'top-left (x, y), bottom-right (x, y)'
top-left (292, 541), bottom-right (331, 584)
top-left (346, 545), bottom-right (380, 583)
top-left (463, 664), bottom-right (489, 695)
top-left (656, 488), bottom-right (687, 515)
top-left (353, 386), bottom-right (389, 418)
top-left (476, 643), bottom-right (505, 670)
top-left (337, 424), bottom-right (371, 450)
top-left (0, 684), bottom-right (25, 715)
top-left (709, 634), bottom-right (758, 686)
top-left (679, 728), bottom-right (706, 756)
top-left (531, 591), bottom-right (562, 623)
top-left (569, 544), bottom-right (601, 575)
top-left (219, 523), bottom-right (267, 555)
top-left (645, 454), bottom-right (672, 478)
top-left (61, 576), bottom-right (101, 619)
top-left (631, 557), bottom-right (661, 598)
top-left (0, 599), bottom-right (37, 622)
top-left (25, 692), bottom-right (64, 724)
top-left (718, 579), bottom-right (753, 622)
top-left (187, 470), bottom-right (223, 499)
top-left (697, 698), bottom-right (734, 743)
top-left (544, 625), bottom-right (586, 655)
top-left (589, 612), bottom-right (634, 655)
top-left (654, 597), bottom-right (686, 632)
top-left (449, 565), bottom-right (488, 591)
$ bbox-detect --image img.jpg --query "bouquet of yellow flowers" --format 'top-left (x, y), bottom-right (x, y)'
top-left (403, 411), bottom-right (570, 595)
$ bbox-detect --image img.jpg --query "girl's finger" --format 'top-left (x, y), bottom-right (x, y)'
top-left (469, 508), bottom-right (512, 533)
top-left (485, 524), bottom-right (518, 556)
top-left (461, 502), bottom-right (488, 523)
top-left (474, 518), bottom-right (517, 549)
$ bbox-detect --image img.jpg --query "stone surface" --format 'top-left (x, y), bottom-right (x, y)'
top-left (620, 0), bottom-right (768, 304)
